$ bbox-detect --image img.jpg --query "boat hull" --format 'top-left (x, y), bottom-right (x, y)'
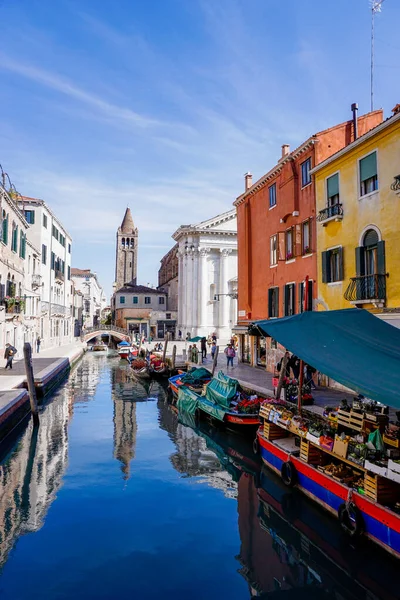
top-left (258, 431), bottom-right (400, 558)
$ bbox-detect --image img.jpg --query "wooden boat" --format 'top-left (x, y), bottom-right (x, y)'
top-left (149, 355), bottom-right (169, 378)
top-left (255, 400), bottom-right (400, 559)
top-left (117, 340), bottom-right (137, 359)
top-left (130, 358), bottom-right (150, 379)
top-left (93, 341), bottom-right (108, 352)
top-left (168, 367), bottom-right (212, 398)
top-left (177, 371), bottom-right (262, 435)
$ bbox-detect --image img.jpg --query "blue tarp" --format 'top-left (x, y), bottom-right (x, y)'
top-left (255, 308), bottom-right (400, 408)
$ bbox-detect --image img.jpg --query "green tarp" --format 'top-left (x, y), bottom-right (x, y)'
top-left (181, 367), bottom-right (211, 386)
top-left (177, 386), bottom-right (199, 416)
top-left (177, 371), bottom-right (239, 422)
top-left (205, 371), bottom-right (238, 409)
top-left (255, 308), bottom-right (400, 408)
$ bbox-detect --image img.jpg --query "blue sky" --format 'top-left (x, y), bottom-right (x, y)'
top-left (0, 0), bottom-right (399, 298)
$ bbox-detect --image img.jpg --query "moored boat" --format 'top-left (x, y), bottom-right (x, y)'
top-left (168, 367), bottom-right (212, 398)
top-left (117, 340), bottom-right (137, 359)
top-left (130, 357), bottom-right (151, 379)
top-left (177, 371), bottom-right (262, 435)
top-left (93, 341), bottom-right (108, 352)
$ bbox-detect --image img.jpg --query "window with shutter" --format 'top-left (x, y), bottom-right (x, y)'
top-left (284, 283), bottom-right (296, 316)
top-left (360, 152), bottom-right (378, 196)
top-left (322, 248), bottom-right (343, 283)
top-left (327, 173), bottom-right (340, 206)
top-left (268, 287), bottom-right (279, 318)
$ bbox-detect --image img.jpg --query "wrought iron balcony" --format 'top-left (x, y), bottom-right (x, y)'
top-left (32, 274), bottom-right (42, 289)
top-left (317, 203), bottom-right (343, 224)
top-left (391, 175), bottom-right (400, 192)
top-left (344, 274), bottom-right (387, 303)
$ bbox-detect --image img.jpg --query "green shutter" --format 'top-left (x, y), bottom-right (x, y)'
top-left (360, 152), bottom-right (377, 182)
top-left (284, 284), bottom-right (289, 316)
top-left (321, 251), bottom-right (330, 283)
top-left (327, 174), bottom-right (339, 199)
top-left (338, 247), bottom-right (344, 281)
top-left (3, 215), bottom-right (8, 245)
top-left (377, 241), bottom-right (386, 274)
top-left (355, 246), bottom-right (365, 276)
top-left (298, 282), bottom-right (303, 313)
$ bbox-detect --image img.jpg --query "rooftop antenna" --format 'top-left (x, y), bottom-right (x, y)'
top-left (370, 0), bottom-right (385, 111)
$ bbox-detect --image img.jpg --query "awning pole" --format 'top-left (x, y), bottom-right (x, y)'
top-left (298, 359), bottom-right (304, 415)
top-left (275, 351), bottom-right (288, 400)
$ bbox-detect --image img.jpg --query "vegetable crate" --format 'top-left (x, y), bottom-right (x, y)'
top-left (264, 421), bottom-right (287, 441)
top-left (364, 473), bottom-right (399, 503)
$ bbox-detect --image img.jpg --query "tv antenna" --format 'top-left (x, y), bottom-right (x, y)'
top-left (370, 0), bottom-right (385, 111)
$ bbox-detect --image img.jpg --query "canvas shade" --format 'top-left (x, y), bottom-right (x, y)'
top-left (255, 308), bottom-right (400, 408)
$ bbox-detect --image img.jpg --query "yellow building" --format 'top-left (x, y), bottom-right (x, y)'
top-left (313, 105), bottom-right (400, 326)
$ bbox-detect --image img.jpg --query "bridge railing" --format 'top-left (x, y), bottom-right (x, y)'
top-left (82, 325), bottom-right (130, 339)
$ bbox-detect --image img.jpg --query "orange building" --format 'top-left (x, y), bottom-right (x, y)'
top-left (234, 108), bottom-right (383, 371)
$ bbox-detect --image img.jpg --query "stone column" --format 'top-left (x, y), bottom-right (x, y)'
top-left (219, 249), bottom-right (232, 342)
top-left (177, 251), bottom-right (184, 329)
top-left (191, 247), bottom-right (199, 336)
top-left (199, 248), bottom-right (210, 329)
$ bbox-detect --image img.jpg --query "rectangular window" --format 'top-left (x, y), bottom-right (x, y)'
top-left (24, 210), bottom-right (35, 224)
top-left (52, 225), bottom-right (59, 240)
top-left (132, 296), bottom-right (138, 304)
top-left (284, 283), bottom-right (296, 316)
top-left (268, 287), bottom-right (279, 318)
top-left (158, 296), bottom-right (165, 305)
top-left (269, 183), bottom-right (277, 208)
top-left (360, 151), bottom-right (378, 196)
top-left (298, 280), bottom-right (314, 312)
top-left (2, 211), bottom-right (8, 245)
top-left (286, 227), bottom-right (294, 260)
top-left (301, 157), bottom-right (312, 187)
top-left (68, 243), bottom-right (71, 253)
top-left (322, 247), bottom-right (344, 283)
top-left (302, 220), bottom-right (311, 255)
top-left (120, 296), bottom-right (125, 304)
top-left (51, 251), bottom-right (55, 270)
top-left (145, 296), bottom-right (151, 304)
top-left (166, 312), bottom-right (171, 319)
top-left (43, 214), bottom-right (48, 228)
top-left (12, 225), bottom-right (18, 252)
top-left (270, 235), bottom-right (277, 266)
top-left (19, 231), bottom-right (26, 258)
top-left (327, 173), bottom-right (339, 206)
top-left (67, 265), bottom-right (71, 280)
top-left (42, 244), bottom-right (47, 264)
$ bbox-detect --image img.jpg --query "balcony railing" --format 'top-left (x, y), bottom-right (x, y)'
top-left (344, 274), bottom-right (387, 303)
top-left (32, 274), bottom-right (42, 289)
top-left (317, 203), bottom-right (343, 224)
top-left (1, 299), bottom-right (24, 315)
top-left (51, 303), bottom-right (71, 316)
top-left (55, 269), bottom-right (64, 283)
top-left (391, 175), bottom-right (400, 192)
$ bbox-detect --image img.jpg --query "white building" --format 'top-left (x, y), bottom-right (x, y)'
top-left (172, 209), bottom-right (238, 343)
top-left (71, 268), bottom-right (107, 329)
top-left (18, 197), bottom-right (73, 348)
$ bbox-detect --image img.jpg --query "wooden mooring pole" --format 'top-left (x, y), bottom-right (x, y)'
top-left (211, 346), bottom-right (219, 377)
top-left (275, 351), bottom-right (288, 401)
top-left (23, 342), bottom-right (39, 426)
top-left (171, 344), bottom-right (177, 370)
top-left (162, 333), bottom-right (169, 363)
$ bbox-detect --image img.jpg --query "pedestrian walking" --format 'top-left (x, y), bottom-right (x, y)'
top-left (289, 354), bottom-right (301, 380)
top-left (211, 342), bottom-right (217, 359)
top-left (211, 333), bottom-right (217, 343)
top-left (178, 329), bottom-right (182, 340)
top-left (36, 336), bottom-right (41, 353)
top-left (192, 344), bottom-right (199, 364)
top-left (224, 343), bottom-right (236, 368)
top-left (4, 343), bottom-right (17, 369)
top-left (305, 363), bottom-right (317, 390)
top-left (200, 336), bottom-right (207, 360)
top-left (276, 351), bottom-right (291, 378)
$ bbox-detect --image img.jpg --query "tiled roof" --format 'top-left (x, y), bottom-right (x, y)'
top-left (116, 282), bottom-right (165, 294)
top-left (71, 268), bottom-right (93, 276)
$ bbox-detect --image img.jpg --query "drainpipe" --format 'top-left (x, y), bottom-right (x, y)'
top-left (351, 103), bottom-right (358, 141)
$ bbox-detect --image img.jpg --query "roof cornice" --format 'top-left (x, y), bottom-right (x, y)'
top-left (310, 111), bottom-right (400, 174)
top-left (234, 138), bottom-right (316, 207)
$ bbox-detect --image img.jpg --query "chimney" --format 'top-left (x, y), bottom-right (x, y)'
top-left (351, 103), bottom-right (358, 141)
top-left (392, 103), bottom-right (400, 115)
top-left (281, 144), bottom-right (290, 158)
top-left (244, 172), bottom-right (253, 191)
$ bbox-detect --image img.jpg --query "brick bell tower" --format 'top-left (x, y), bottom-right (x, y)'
top-left (115, 207), bottom-right (138, 290)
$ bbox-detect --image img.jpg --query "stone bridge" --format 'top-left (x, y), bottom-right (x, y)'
top-left (82, 325), bottom-right (131, 343)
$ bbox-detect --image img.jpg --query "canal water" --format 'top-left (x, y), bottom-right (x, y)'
top-left (0, 354), bottom-right (399, 600)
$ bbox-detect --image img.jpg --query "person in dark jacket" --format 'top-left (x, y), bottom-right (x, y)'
top-left (200, 337), bottom-right (207, 360)
top-left (4, 343), bottom-right (17, 369)
top-left (289, 354), bottom-right (301, 380)
top-left (276, 351), bottom-right (291, 378)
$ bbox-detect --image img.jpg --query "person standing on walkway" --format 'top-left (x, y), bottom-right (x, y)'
top-left (178, 329), bottom-right (182, 340)
top-left (211, 342), bottom-right (217, 360)
top-left (200, 337), bottom-right (207, 361)
top-left (36, 336), bottom-right (41, 353)
top-left (224, 344), bottom-right (235, 368)
top-left (289, 354), bottom-right (300, 380)
top-left (4, 343), bottom-right (17, 369)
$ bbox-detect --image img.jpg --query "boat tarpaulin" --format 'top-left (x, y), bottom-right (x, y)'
top-left (177, 387), bottom-right (199, 416)
top-left (205, 371), bottom-right (238, 409)
top-left (255, 308), bottom-right (400, 408)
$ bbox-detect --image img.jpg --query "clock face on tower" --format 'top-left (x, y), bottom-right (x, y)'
top-left (115, 208), bottom-right (138, 291)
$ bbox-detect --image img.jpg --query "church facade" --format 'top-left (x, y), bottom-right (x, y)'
top-left (172, 209), bottom-right (238, 343)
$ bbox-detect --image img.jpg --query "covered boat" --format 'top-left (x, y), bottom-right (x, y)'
top-left (117, 340), bottom-right (136, 359)
top-left (93, 340), bottom-right (108, 352)
top-left (177, 371), bottom-right (261, 434)
top-left (168, 367), bottom-right (212, 398)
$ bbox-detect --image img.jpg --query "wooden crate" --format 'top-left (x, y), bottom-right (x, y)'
top-left (259, 404), bottom-right (272, 420)
top-left (300, 439), bottom-right (320, 464)
top-left (383, 434), bottom-right (400, 449)
top-left (364, 473), bottom-right (399, 503)
top-left (264, 421), bottom-right (287, 441)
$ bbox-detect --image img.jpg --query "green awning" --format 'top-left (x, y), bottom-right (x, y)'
top-left (255, 308), bottom-right (400, 408)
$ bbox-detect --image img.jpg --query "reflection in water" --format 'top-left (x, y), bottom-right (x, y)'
top-left (0, 389), bottom-right (70, 568)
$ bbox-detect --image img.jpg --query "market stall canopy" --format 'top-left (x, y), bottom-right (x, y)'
top-left (188, 336), bottom-right (203, 342)
top-left (255, 308), bottom-right (400, 409)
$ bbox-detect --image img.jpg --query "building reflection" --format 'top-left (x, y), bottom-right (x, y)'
top-left (0, 388), bottom-right (70, 569)
top-left (67, 353), bottom-right (105, 407)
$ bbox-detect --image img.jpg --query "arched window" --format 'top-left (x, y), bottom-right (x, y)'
top-left (121, 237), bottom-right (125, 249)
top-left (130, 238), bottom-right (134, 248)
